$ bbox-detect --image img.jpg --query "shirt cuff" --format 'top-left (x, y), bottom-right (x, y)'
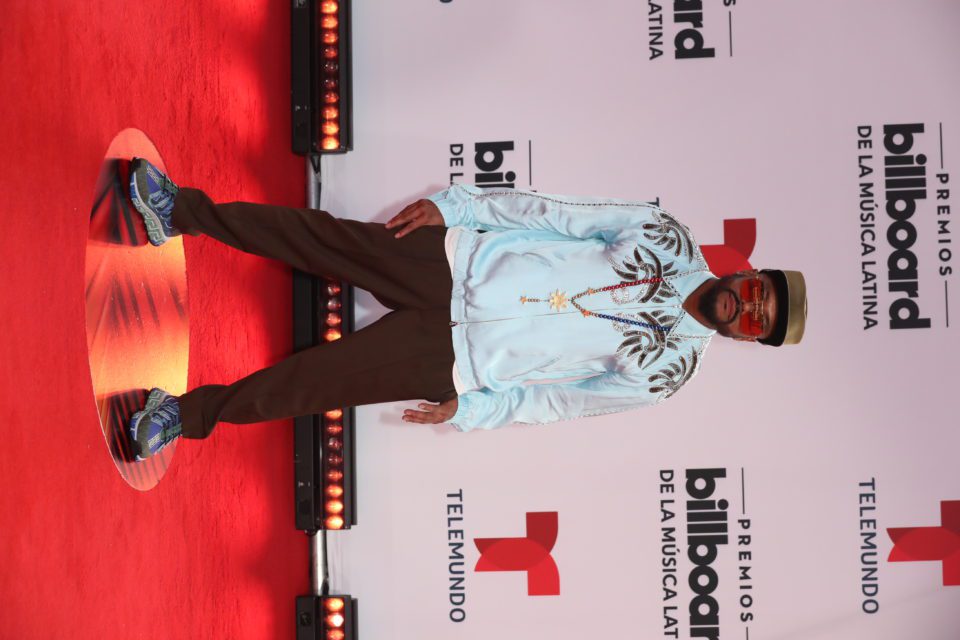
top-left (448, 392), bottom-right (477, 432)
top-left (428, 185), bottom-right (469, 228)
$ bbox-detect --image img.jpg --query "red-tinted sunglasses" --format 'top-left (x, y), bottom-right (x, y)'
top-left (738, 275), bottom-right (768, 337)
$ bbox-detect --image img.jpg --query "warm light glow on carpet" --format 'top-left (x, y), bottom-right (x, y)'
top-left (85, 129), bottom-right (189, 491)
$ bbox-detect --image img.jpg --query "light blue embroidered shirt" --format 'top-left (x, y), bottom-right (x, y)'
top-left (428, 184), bottom-right (717, 432)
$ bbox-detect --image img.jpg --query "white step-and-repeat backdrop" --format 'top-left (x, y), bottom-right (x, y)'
top-left (319, 1), bottom-right (959, 638)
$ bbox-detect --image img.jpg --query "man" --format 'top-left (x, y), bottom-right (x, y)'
top-left (126, 158), bottom-right (807, 460)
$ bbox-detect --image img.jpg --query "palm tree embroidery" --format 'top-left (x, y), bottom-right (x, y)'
top-left (648, 348), bottom-right (700, 398)
top-left (642, 211), bottom-right (696, 261)
top-left (614, 310), bottom-right (679, 369)
top-left (609, 245), bottom-right (678, 305)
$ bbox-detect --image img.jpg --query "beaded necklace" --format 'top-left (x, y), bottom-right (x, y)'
top-left (519, 278), bottom-right (673, 332)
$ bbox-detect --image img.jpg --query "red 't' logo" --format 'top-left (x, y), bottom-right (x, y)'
top-left (887, 500), bottom-right (960, 586)
top-left (474, 511), bottom-right (560, 596)
top-left (701, 218), bottom-right (757, 276)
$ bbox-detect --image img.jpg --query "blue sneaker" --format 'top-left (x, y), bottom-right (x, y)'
top-left (129, 388), bottom-right (183, 460)
top-left (129, 158), bottom-right (181, 246)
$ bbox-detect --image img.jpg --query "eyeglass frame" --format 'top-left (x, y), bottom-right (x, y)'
top-left (738, 271), bottom-right (771, 339)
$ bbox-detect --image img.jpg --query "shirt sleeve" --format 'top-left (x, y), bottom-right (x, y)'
top-left (428, 183), bottom-right (663, 243)
top-left (448, 370), bottom-right (661, 432)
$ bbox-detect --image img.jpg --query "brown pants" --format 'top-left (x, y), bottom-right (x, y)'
top-left (172, 188), bottom-right (457, 439)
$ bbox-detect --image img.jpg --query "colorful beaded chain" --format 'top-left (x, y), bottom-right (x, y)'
top-left (519, 278), bottom-right (673, 332)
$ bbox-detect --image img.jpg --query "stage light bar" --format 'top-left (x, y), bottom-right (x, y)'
top-left (292, 0), bottom-right (353, 155)
top-left (296, 595), bottom-right (358, 640)
top-left (293, 275), bottom-right (357, 534)
top-left (318, 278), bottom-right (355, 531)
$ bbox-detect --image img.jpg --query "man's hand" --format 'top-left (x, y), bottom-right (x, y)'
top-left (402, 397), bottom-right (458, 424)
top-left (385, 199), bottom-right (444, 238)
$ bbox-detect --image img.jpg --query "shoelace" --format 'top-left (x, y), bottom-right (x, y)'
top-left (153, 402), bottom-right (182, 440)
top-left (160, 174), bottom-right (179, 195)
top-left (146, 170), bottom-right (178, 215)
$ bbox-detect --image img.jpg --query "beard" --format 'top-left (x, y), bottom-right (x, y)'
top-left (698, 281), bottom-right (738, 327)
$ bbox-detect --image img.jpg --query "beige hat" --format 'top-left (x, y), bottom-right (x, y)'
top-left (759, 270), bottom-right (807, 346)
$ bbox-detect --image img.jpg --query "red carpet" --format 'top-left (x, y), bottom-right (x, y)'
top-left (1, 1), bottom-right (308, 637)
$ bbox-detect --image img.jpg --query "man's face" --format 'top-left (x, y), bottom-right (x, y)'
top-left (698, 271), bottom-right (779, 341)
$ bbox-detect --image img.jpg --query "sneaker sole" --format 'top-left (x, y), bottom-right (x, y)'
top-left (129, 159), bottom-right (169, 247)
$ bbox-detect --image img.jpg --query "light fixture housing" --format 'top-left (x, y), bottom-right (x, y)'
top-left (292, 0), bottom-right (353, 155)
top-left (293, 275), bottom-right (357, 533)
top-left (296, 595), bottom-right (358, 640)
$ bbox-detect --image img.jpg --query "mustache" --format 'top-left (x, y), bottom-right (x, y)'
top-left (699, 285), bottom-right (739, 325)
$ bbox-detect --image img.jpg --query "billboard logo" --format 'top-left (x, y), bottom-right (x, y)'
top-left (474, 511), bottom-right (560, 596)
top-left (685, 468), bottom-right (729, 640)
top-left (887, 500), bottom-right (960, 586)
top-left (660, 468), bottom-right (738, 638)
top-left (648, 0), bottom-right (737, 62)
top-left (448, 140), bottom-right (519, 188)
top-left (881, 124), bottom-right (931, 329)
top-left (854, 121), bottom-right (953, 331)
